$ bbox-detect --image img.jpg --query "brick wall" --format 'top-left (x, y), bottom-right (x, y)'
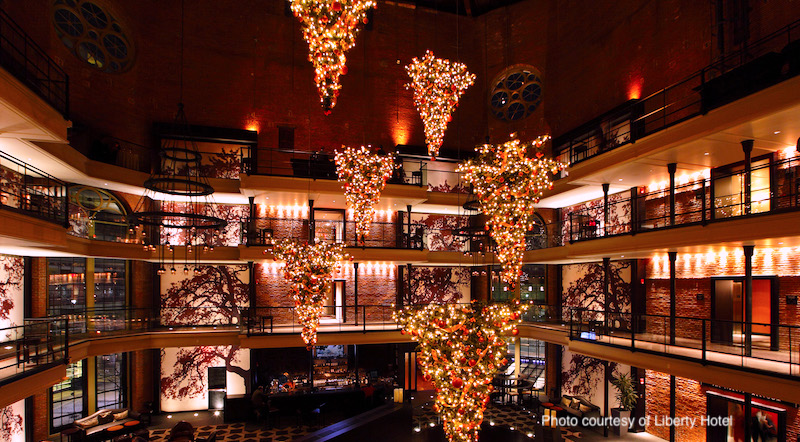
top-left (646, 370), bottom-right (707, 441)
top-left (30, 257), bottom-right (47, 317)
top-left (131, 260), bottom-right (154, 311)
top-left (254, 261), bottom-right (396, 324)
top-left (32, 392), bottom-right (48, 440)
top-left (4, 1), bottom-right (485, 159)
top-left (129, 349), bottom-right (154, 413)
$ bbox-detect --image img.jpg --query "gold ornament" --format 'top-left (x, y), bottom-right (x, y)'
top-left (457, 135), bottom-right (566, 286)
top-left (394, 302), bottom-right (527, 442)
top-left (272, 239), bottom-right (345, 349)
top-left (290, 0), bottom-right (375, 114)
top-left (335, 146), bottom-right (395, 244)
top-left (406, 50), bottom-right (475, 159)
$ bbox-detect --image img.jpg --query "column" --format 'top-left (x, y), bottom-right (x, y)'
top-left (248, 261), bottom-right (256, 328)
top-left (308, 199), bottom-right (315, 242)
top-left (742, 139), bottom-right (753, 215)
top-left (353, 262), bottom-right (359, 326)
top-left (397, 265), bottom-right (405, 309)
top-left (603, 183), bottom-right (610, 236)
top-left (630, 186), bottom-right (639, 234)
top-left (744, 245), bottom-right (754, 357)
top-left (669, 375), bottom-right (676, 442)
top-left (603, 257), bottom-right (610, 330)
top-left (669, 251), bottom-right (677, 345)
top-left (668, 163), bottom-right (677, 226)
top-left (406, 205), bottom-right (412, 248)
top-left (248, 196), bottom-right (256, 245)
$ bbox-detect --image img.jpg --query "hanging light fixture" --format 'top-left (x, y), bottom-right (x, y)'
top-left (128, 0), bottom-right (225, 273)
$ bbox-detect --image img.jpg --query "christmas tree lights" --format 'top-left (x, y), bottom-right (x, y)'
top-left (457, 135), bottom-right (566, 286)
top-left (394, 302), bottom-right (527, 442)
top-left (406, 51), bottom-right (475, 159)
top-left (335, 146), bottom-right (395, 244)
top-left (272, 239), bottom-right (345, 349)
top-left (290, 0), bottom-right (375, 113)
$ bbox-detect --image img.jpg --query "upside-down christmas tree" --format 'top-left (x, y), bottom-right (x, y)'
top-left (290, 0), bottom-right (375, 113)
top-left (457, 135), bottom-right (566, 286)
top-left (406, 50), bottom-right (475, 159)
top-left (272, 239), bottom-right (345, 349)
top-left (394, 302), bottom-right (527, 442)
top-left (335, 146), bottom-right (395, 244)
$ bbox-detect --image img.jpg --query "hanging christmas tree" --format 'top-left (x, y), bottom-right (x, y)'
top-left (290, 0), bottom-right (375, 114)
top-left (457, 135), bottom-right (566, 286)
top-left (272, 239), bottom-right (345, 349)
top-left (406, 50), bottom-right (475, 159)
top-left (335, 146), bottom-right (395, 244)
top-left (394, 302), bottom-right (526, 442)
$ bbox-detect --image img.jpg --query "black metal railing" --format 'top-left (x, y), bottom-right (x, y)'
top-left (568, 308), bottom-right (800, 378)
top-left (564, 156), bottom-right (800, 243)
top-left (0, 150), bottom-right (67, 225)
top-left (0, 8), bottom-right (68, 117)
top-left (554, 17), bottom-right (800, 167)
top-left (242, 218), bottom-right (429, 249)
top-left (0, 317), bottom-right (69, 386)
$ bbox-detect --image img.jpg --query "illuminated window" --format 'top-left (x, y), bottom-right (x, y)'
top-left (52, 0), bottom-right (135, 73)
top-left (51, 360), bottom-right (86, 432)
top-left (96, 353), bottom-right (125, 409)
top-left (489, 65), bottom-right (543, 121)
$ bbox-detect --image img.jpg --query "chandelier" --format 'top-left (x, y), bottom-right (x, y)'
top-left (128, 103), bottom-right (226, 275)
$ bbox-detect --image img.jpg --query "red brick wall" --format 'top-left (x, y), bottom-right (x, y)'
top-left (32, 392), bottom-right (48, 440)
top-left (131, 260), bottom-right (154, 311)
top-left (4, 1), bottom-right (485, 158)
top-left (254, 261), bottom-right (396, 324)
top-left (30, 257), bottom-right (47, 318)
top-left (645, 370), bottom-right (707, 441)
top-left (129, 349), bottom-right (154, 413)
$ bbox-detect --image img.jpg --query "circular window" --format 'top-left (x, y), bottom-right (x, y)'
top-left (489, 65), bottom-right (543, 122)
top-left (52, 0), bottom-right (134, 73)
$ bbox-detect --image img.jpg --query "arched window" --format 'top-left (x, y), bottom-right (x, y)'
top-left (68, 186), bottom-right (129, 242)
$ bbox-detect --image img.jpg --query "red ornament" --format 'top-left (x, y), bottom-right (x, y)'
top-left (512, 328), bottom-right (520, 336)
top-left (452, 378), bottom-right (463, 388)
top-left (332, 2), bottom-right (342, 11)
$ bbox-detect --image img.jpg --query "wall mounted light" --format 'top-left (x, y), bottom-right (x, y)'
top-left (787, 295), bottom-right (798, 305)
top-left (696, 293), bottom-right (705, 301)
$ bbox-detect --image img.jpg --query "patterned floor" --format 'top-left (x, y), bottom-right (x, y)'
top-left (148, 422), bottom-right (323, 442)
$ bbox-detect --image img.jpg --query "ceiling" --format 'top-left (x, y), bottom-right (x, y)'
top-left (389, 0), bottom-right (525, 16)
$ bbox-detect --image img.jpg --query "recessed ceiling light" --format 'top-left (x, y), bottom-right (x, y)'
top-left (774, 130), bottom-right (781, 134)
top-left (704, 152), bottom-right (709, 156)
top-left (618, 178), bottom-right (623, 181)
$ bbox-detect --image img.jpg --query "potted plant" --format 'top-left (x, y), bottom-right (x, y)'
top-left (610, 373), bottom-right (639, 435)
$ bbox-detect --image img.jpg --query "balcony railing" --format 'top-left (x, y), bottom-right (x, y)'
top-left (0, 150), bottom-right (67, 225)
top-left (569, 308), bottom-right (800, 379)
top-left (0, 317), bottom-right (69, 387)
top-left (563, 156), bottom-right (800, 243)
top-left (554, 17), bottom-right (800, 167)
top-left (0, 8), bottom-right (69, 117)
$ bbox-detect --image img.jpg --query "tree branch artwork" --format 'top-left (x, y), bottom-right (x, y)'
top-left (335, 146), bottom-right (395, 244)
top-left (458, 135), bottom-right (566, 287)
top-left (395, 302), bottom-right (526, 442)
top-left (562, 261), bottom-right (631, 324)
top-left (0, 256), bottom-right (24, 340)
top-left (561, 353), bottom-right (619, 397)
top-left (290, 0), bottom-right (376, 113)
top-left (405, 267), bottom-right (469, 305)
top-left (160, 345), bottom-right (248, 400)
top-left (0, 405), bottom-right (23, 442)
top-left (413, 214), bottom-right (469, 252)
top-left (272, 239), bottom-right (345, 349)
top-left (161, 265), bottom-right (249, 326)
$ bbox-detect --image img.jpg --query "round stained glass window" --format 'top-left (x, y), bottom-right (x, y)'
top-left (489, 65), bottom-right (543, 122)
top-left (52, 0), bottom-right (134, 73)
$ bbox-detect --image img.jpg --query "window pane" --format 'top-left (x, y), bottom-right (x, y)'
top-left (48, 258), bottom-right (87, 334)
top-left (51, 361), bottom-right (85, 431)
top-left (96, 353), bottom-right (125, 410)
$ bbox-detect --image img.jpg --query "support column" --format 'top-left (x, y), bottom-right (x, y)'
top-left (354, 262), bottom-right (359, 326)
top-left (603, 360), bottom-right (609, 437)
top-left (668, 163), bottom-right (677, 226)
top-left (406, 205), bottom-right (412, 248)
top-left (397, 265), bottom-right (405, 308)
top-left (744, 245), bottom-right (754, 357)
top-left (603, 257), bottom-right (610, 330)
top-left (514, 337), bottom-right (521, 380)
top-left (742, 139), bottom-right (753, 215)
top-left (603, 183), bottom-right (610, 236)
top-left (248, 261), bottom-right (256, 324)
top-left (248, 196), bottom-right (256, 245)
top-left (669, 375), bottom-right (676, 442)
top-left (308, 199), bottom-right (315, 242)
top-left (407, 263), bottom-right (413, 302)
top-left (669, 251), bottom-right (677, 345)
top-left (630, 187), bottom-right (639, 234)
top-left (744, 392), bottom-right (752, 442)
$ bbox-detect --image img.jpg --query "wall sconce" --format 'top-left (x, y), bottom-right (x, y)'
top-left (696, 293), bottom-right (704, 301)
top-left (787, 295), bottom-right (798, 305)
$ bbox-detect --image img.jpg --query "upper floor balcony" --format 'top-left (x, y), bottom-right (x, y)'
top-left (553, 17), bottom-right (800, 170)
top-left (0, 8), bottom-right (69, 118)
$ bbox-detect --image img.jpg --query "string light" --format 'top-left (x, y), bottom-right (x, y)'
top-left (335, 146), bottom-right (395, 244)
top-left (290, 0), bottom-right (375, 114)
top-left (394, 301), bottom-right (527, 442)
top-left (406, 50), bottom-right (475, 159)
top-left (272, 239), bottom-right (346, 349)
top-left (457, 134), bottom-right (566, 286)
